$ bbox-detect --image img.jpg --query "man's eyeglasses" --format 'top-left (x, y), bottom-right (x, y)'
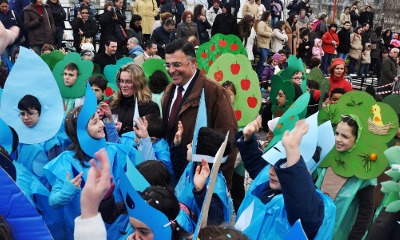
top-left (164, 59), bottom-right (191, 69)
top-left (117, 80), bottom-right (133, 85)
top-left (19, 111), bottom-right (39, 118)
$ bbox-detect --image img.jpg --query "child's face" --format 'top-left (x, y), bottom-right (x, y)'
top-left (330, 93), bottom-right (343, 104)
top-left (269, 166), bottom-right (282, 190)
top-left (63, 69), bottom-right (78, 87)
top-left (322, 98), bottom-right (330, 107)
top-left (128, 217), bottom-right (154, 240)
top-left (276, 90), bottom-right (286, 107)
top-left (303, 35), bottom-right (309, 40)
top-left (19, 108), bottom-right (40, 128)
top-left (290, 71), bottom-right (303, 85)
top-left (225, 88), bottom-right (236, 105)
top-left (87, 112), bottom-right (105, 139)
top-left (335, 121), bottom-right (356, 152)
top-left (91, 84), bottom-right (104, 101)
top-left (272, 59), bottom-right (280, 66)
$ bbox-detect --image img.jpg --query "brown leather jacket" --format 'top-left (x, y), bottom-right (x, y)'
top-left (162, 70), bottom-right (238, 189)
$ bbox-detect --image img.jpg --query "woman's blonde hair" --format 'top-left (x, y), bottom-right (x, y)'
top-left (110, 63), bottom-right (152, 109)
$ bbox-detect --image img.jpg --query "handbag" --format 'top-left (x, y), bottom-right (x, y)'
top-left (253, 36), bottom-right (260, 55)
top-left (114, 23), bottom-right (128, 43)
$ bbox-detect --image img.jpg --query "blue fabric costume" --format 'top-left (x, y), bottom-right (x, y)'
top-left (43, 143), bottom-right (141, 239)
top-left (234, 132), bottom-right (336, 240)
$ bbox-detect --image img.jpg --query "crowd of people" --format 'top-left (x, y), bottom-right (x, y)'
top-left (1, 0), bottom-right (400, 239)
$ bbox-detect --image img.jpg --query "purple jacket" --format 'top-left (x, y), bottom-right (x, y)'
top-left (261, 64), bottom-right (275, 82)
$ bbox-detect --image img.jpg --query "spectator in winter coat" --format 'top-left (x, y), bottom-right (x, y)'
top-left (359, 5), bottom-right (374, 30)
top-left (47, 0), bottom-right (65, 49)
top-left (348, 26), bottom-right (363, 75)
top-left (261, 52), bottom-right (281, 83)
top-left (349, 4), bottom-right (360, 29)
top-left (312, 38), bottom-right (324, 60)
top-left (339, 6), bottom-right (351, 28)
top-left (192, 4), bottom-right (211, 44)
top-left (321, 23), bottom-right (339, 75)
top-left (286, 0), bottom-right (299, 16)
top-left (23, 0), bottom-right (55, 54)
top-left (70, 5), bottom-right (97, 53)
top-left (151, 18), bottom-right (176, 59)
top-left (211, 2), bottom-right (237, 36)
top-left (271, 20), bottom-right (288, 54)
top-left (296, 8), bottom-right (309, 30)
top-left (297, 29), bottom-right (312, 64)
top-left (360, 43), bottom-right (371, 76)
top-left (242, 0), bottom-right (258, 19)
top-left (132, 0), bottom-right (158, 41)
top-left (379, 48), bottom-right (398, 98)
top-left (336, 21), bottom-right (351, 61)
top-left (176, 10), bottom-right (199, 41)
top-left (315, 13), bottom-right (327, 39)
top-left (206, 0), bottom-right (221, 27)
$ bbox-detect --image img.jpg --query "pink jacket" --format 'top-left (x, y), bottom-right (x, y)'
top-left (312, 38), bottom-right (324, 60)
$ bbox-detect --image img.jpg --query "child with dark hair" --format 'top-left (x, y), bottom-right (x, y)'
top-left (88, 75), bottom-right (108, 104)
top-left (172, 122), bottom-right (233, 227)
top-left (308, 56), bottom-right (321, 70)
top-left (306, 80), bottom-right (321, 116)
top-left (297, 30), bottom-right (313, 64)
top-left (149, 70), bottom-right (169, 114)
top-left (199, 226), bottom-right (249, 240)
top-left (18, 94), bottom-right (41, 128)
top-left (100, 105), bottom-right (174, 176)
top-left (330, 87), bottom-right (346, 104)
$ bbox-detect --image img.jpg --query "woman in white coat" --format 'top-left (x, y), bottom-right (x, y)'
top-left (271, 20), bottom-right (288, 54)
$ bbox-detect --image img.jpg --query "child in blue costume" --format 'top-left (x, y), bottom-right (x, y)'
top-left (16, 95), bottom-right (63, 186)
top-left (234, 117), bottom-right (336, 240)
top-left (101, 100), bottom-right (174, 176)
top-left (172, 122), bottom-right (233, 226)
top-left (43, 105), bottom-right (141, 239)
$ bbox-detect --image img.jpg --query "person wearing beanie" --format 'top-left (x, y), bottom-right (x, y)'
top-left (328, 58), bottom-right (352, 93)
top-left (321, 23), bottom-right (339, 75)
top-left (211, 2), bottom-right (238, 36)
top-left (23, 0), bottom-right (56, 54)
top-left (261, 53), bottom-right (281, 83)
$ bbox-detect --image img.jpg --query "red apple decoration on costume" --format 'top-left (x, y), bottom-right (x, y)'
top-left (201, 51), bottom-right (207, 58)
top-left (208, 59), bottom-right (213, 66)
top-left (240, 78), bottom-right (250, 90)
top-left (210, 44), bottom-right (216, 51)
top-left (214, 70), bottom-right (224, 82)
top-left (235, 110), bottom-right (242, 121)
top-left (230, 42), bottom-right (239, 51)
top-left (218, 39), bottom-right (227, 47)
top-left (230, 62), bottom-right (240, 75)
top-left (201, 68), bottom-right (206, 74)
top-left (247, 96), bottom-right (258, 108)
top-left (105, 87), bottom-right (114, 97)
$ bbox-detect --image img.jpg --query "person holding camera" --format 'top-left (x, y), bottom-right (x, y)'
top-left (98, 1), bottom-right (125, 54)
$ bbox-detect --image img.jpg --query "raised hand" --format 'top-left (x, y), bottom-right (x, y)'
top-left (282, 120), bottom-right (309, 166)
top-left (99, 102), bottom-right (113, 122)
top-left (193, 159), bottom-right (211, 192)
top-left (80, 148), bottom-right (111, 219)
top-left (173, 121), bottom-right (184, 146)
top-left (243, 115), bottom-right (262, 141)
top-left (133, 116), bottom-right (149, 139)
top-left (0, 22), bottom-right (19, 55)
top-left (67, 171), bottom-right (83, 188)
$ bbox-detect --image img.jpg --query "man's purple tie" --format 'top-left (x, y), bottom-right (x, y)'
top-left (168, 86), bottom-right (184, 129)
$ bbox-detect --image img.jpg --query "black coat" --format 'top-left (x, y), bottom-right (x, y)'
top-left (336, 28), bottom-right (351, 54)
top-left (193, 18), bottom-right (211, 44)
top-left (151, 25), bottom-right (176, 59)
top-left (359, 11), bottom-right (374, 30)
top-left (48, 2), bottom-right (66, 28)
top-left (70, 17), bottom-right (98, 51)
top-left (111, 95), bottom-right (160, 135)
top-left (211, 13), bottom-right (238, 36)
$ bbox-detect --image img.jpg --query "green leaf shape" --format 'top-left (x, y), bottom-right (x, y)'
top-left (265, 92), bottom-right (310, 152)
top-left (381, 181), bottom-right (400, 193)
top-left (103, 57), bottom-right (134, 86)
top-left (318, 91), bottom-right (398, 179)
top-left (52, 52), bottom-right (93, 98)
top-left (142, 58), bottom-right (171, 83)
top-left (385, 168), bottom-right (400, 179)
top-left (385, 200), bottom-right (400, 212)
top-left (384, 146), bottom-right (400, 164)
top-left (307, 67), bottom-right (330, 109)
top-left (383, 94), bottom-right (400, 114)
top-left (206, 53), bottom-right (261, 128)
top-left (196, 34), bottom-right (247, 74)
top-left (41, 50), bottom-right (65, 71)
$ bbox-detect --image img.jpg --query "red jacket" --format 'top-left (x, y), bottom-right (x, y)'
top-left (329, 76), bottom-right (352, 93)
top-left (322, 29), bottom-right (339, 55)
